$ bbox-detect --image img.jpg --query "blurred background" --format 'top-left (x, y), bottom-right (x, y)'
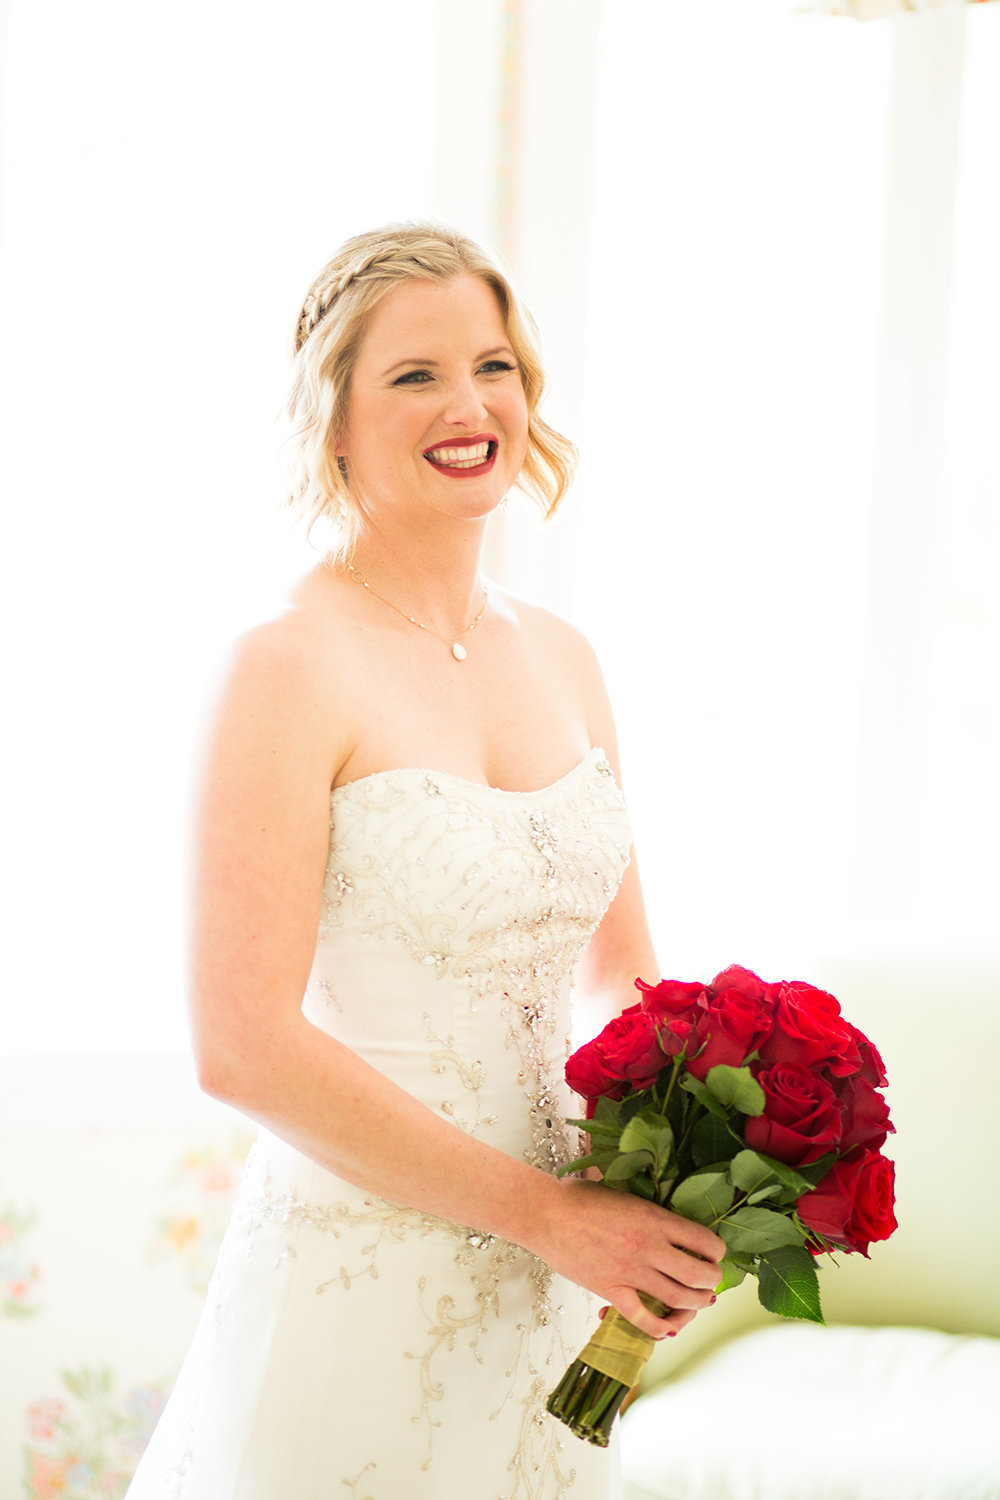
top-left (1, 1), bottom-right (997, 1494)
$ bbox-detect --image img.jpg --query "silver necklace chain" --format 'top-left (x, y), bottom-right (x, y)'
top-left (348, 566), bottom-right (488, 662)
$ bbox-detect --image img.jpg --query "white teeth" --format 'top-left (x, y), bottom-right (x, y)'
top-left (426, 442), bottom-right (491, 467)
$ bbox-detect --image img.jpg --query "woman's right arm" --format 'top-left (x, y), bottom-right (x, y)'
top-left (188, 622), bottom-right (724, 1338)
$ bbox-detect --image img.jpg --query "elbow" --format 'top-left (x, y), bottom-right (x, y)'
top-left (193, 1046), bottom-right (235, 1103)
top-left (190, 1015), bottom-right (303, 1108)
top-left (190, 1027), bottom-right (250, 1105)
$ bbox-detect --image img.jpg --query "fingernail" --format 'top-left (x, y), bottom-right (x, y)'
top-left (710, 1295), bottom-right (717, 1304)
top-left (667, 1330), bottom-right (677, 1337)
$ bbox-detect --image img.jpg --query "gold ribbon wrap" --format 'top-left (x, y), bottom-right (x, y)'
top-left (575, 1297), bottom-right (667, 1387)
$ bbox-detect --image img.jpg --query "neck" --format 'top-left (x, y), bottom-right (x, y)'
top-left (345, 515), bottom-right (488, 639)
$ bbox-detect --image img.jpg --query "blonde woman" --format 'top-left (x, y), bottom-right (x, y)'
top-left (125, 223), bottom-right (724, 1499)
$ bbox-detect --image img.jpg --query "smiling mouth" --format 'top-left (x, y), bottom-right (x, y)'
top-left (423, 440), bottom-right (498, 474)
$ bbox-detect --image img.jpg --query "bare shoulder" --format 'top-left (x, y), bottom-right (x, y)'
top-left (493, 587), bottom-right (618, 755)
top-left (499, 589), bottom-right (602, 675)
top-left (204, 565), bottom-right (359, 789)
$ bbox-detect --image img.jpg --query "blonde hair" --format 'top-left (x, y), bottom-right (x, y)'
top-left (283, 221), bottom-right (576, 560)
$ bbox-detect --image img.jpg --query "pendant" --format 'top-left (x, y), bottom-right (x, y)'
top-left (451, 641), bottom-right (468, 661)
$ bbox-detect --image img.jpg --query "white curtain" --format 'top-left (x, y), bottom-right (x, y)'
top-left (517, 0), bottom-right (999, 982)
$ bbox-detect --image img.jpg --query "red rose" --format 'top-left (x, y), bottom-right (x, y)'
top-left (635, 978), bottom-right (706, 1018)
top-left (709, 965), bottom-right (769, 1004)
top-left (758, 981), bottom-right (862, 1078)
top-left (744, 1062), bottom-right (844, 1164)
top-left (566, 1005), bottom-right (670, 1112)
top-left (836, 1074), bottom-right (894, 1153)
top-left (847, 1023), bottom-right (889, 1088)
top-left (594, 1007), bottom-right (670, 1090)
top-left (796, 1147), bottom-right (898, 1256)
top-left (565, 1037), bottom-right (626, 1110)
top-left (686, 987), bottom-right (774, 1082)
top-left (636, 979), bottom-right (705, 1059)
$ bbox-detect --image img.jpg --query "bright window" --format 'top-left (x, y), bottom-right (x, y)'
top-left (1, 2), bottom-right (439, 1053)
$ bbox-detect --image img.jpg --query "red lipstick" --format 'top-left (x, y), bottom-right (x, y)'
top-left (422, 435), bottom-right (498, 479)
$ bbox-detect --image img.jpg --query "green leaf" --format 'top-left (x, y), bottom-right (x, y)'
top-left (716, 1257), bottom-right (750, 1293)
top-left (669, 1171), bottom-right (736, 1224)
top-left (757, 1244), bottom-right (826, 1324)
top-left (679, 1074), bottom-right (729, 1119)
top-left (793, 1154), bottom-right (837, 1189)
top-left (603, 1150), bottom-right (654, 1182)
top-left (556, 1156), bottom-right (588, 1179)
top-left (705, 1065), bottom-right (766, 1117)
top-left (656, 1174), bottom-right (678, 1205)
top-left (691, 1112), bottom-right (741, 1168)
top-left (588, 1096), bottom-right (625, 1130)
top-left (619, 1115), bottom-right (675, 1176)
top-left (566, 1116), bottom-right (621, 1140)
top-left (717, 1207), bottom-right (804, 1254)
top-left (747, 1185), bottom-right (782, 1205)
top-left (728, 1149), bottom-right (781, 1194)
top-left (555, 1151), bottom-right (619, 1179)
top-left (756, 1156), bottom-right (817, 1195)
top-left (619, 1092), bottom-right (649, 1125)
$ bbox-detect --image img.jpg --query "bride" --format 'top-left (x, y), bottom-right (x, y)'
top-left (125, 222), bottom-right (724, 1499)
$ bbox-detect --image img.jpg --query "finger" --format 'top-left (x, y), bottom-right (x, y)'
top-left (609, 1288), bottom-right (675, 1340)
top-left (658, 1245), bottom-right (723, 1294)
top-left (640, 1269), bottom-right (717, 1313)
top-left (655, 1306), bottom-right (698, 1336)
top-left (663, 1214), bottom-right (728, 1265)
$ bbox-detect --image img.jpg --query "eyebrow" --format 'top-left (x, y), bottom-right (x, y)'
top-left (381, 345), bottom-right (515, 378)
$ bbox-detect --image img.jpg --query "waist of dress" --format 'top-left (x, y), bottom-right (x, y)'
top-left (231, 1131), bottom-right (509, 1265)
top-left (237, 1060), bottom-right (583, 1238)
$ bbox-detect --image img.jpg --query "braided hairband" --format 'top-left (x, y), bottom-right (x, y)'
top-left (294, 247), bottom-right (439, 353)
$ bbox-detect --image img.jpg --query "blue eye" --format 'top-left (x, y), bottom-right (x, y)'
top-left (480, 360), bottom-right (516, 375)
top-left (393, 369), bottom-right (432, 385)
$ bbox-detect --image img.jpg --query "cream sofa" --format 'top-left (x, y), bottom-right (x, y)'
top-left (620, 953), bottom-right (1000, 1500)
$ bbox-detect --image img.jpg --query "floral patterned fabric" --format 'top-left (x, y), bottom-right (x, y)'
top-left (0, 1055), bottom-right (253, 1500)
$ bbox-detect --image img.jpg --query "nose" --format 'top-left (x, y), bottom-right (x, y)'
top-left (442, 376), bottom-right (489, 428)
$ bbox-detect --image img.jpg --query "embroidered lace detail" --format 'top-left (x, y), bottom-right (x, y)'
top-left (236, 1159), bottom-right (573, 1487)
top-left (342, 1463), bottom-right (377, 1498)
top-left (235, 1157), bottom-right (455, 1290)
top-left (315, 977), bottom-right (343, 1012)
top-left (500, 1376), bottom-right (578, 1500)
top-left (314, 750), bottom-right (630, 1184)
top-left (425, 1014), bottom-right (497, 1134)
top-left (137, 751), bottom-right (628, 1497)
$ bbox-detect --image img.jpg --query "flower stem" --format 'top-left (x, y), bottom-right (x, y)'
top-left (546, 1360), bottom-right (632, 1447)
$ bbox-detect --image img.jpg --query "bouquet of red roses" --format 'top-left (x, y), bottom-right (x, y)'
top-left (546, 965), bottom-right (897, 1446)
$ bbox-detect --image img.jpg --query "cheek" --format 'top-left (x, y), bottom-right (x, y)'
top-left (505, 393), bottom-right (530, 454)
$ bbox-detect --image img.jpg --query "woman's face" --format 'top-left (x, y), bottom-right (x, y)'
top-left (337, 273), bottom-right (529, 528)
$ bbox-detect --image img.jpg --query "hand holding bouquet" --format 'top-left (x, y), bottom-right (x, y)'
top-left (546, 965), bottom-right (897, 1445)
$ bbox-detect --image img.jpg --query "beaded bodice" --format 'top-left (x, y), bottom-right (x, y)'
top-left (299, 747), bottom-right (631, 1177)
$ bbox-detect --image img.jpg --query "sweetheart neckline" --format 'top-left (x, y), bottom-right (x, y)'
top-left (329, 746), bottom-right (607, 802)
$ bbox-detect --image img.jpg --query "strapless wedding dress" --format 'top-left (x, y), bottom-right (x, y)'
top-left (126, 748), bottom-right (631, 1499)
